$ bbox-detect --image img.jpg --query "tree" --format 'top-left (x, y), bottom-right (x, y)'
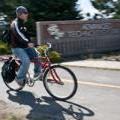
top-left (0, 0), bottom-right (82, 33)
top-left (0, 0), bottom-right (24, 20)
top-left (27, 0), bottom-right (82, 21)
top-left (25, 0), bottom-right (83, 33)
top-left (114, 0), bottom-right (120, 18)
top-left (91, 0), bottom-right (115, 17)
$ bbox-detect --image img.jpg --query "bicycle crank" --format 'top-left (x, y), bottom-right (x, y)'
top-left (26, 78), bottom-right (35, 87)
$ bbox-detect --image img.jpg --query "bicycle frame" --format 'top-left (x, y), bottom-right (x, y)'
top-left (1, 43), bottom-right (62, 84)
top-left (1, 43), bottom-right (77, 100)
top-left (33, 55), bottom-right (62, 84)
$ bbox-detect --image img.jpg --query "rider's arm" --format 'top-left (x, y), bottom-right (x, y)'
top-left (12, 19), bottom-right (31, 45)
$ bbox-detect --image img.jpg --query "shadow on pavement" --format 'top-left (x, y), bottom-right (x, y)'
top-left (7, 90), bottom-right (94, 120)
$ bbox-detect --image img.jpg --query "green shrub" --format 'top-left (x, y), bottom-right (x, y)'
top-left (37, 45), bottom-right (62, 63)
top-left (48, 51), bottom-right (62, 63)
top-left (0, 41), bottom-right (11, 55)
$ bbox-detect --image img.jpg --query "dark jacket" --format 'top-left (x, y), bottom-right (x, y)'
top-left (10, 18), bottom-right (31, 48)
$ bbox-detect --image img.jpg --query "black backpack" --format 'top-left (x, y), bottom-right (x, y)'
top-left (1, 29), bottom-right (11, 44)
top-left (1, 57), bottom-right (17, 83)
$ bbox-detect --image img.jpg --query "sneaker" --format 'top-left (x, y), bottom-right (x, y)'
top-left (15, 78), bottom-right (25, 86)
top-left (34, 73), bottom-right (43, 81)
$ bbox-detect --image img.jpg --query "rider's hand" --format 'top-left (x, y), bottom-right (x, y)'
top-left (28, 43), bottom-right (34, 48)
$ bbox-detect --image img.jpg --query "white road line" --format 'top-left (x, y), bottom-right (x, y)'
top-left (78, 81), bottom-right (120, 89)
top-left (64, 79), bottom-right (120, 89)
top-left (0, 71), bottom-right (119, 89)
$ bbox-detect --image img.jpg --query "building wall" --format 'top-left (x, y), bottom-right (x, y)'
top-left (36, 19), bottom-right (120, 56)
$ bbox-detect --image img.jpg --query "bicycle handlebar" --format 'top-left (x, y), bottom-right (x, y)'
top-left (44, 42), bottom-right (52, 56)
top-left (36, 42), bottom-right (52, 57)
top-left (47, 42), bottom-right (52, 49)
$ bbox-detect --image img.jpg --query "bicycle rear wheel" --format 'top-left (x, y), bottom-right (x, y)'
top-left (3, 79), bottom-right (26, 91)
top-left (43, 65), bottom-right (78, 101)
top-left (3, 68), bottom-right (26, 91)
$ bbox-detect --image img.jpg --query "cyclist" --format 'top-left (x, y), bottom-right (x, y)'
top-left (10, 6), bottom-right (41, 86)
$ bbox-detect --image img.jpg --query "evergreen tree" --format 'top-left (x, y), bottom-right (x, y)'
top-left (0, 0), bottom-right (82, 33)
top-left (91, 0), bottom-right (115, 17)
top-left (0, 0), bottom-right (82, 20)
top-left (114, 0), bottom-right (120, 18)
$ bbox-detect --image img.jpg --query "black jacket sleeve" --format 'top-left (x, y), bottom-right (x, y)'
top-left (12, 19), bottom-right (31, 46)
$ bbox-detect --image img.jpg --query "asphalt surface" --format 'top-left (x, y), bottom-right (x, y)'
top-left (0, 62), bottom-right (120, 120)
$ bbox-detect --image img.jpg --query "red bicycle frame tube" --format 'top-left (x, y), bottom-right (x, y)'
top-left (33, 56), bottom-right (61, 83)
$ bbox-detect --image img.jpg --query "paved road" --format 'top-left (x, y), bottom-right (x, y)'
top-left (0, 62), bottom-right (120, 120)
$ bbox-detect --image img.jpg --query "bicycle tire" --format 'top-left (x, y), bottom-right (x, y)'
top-left (3, 78), bottom-right (26, 91)
top-left (43, 65), bottom-right (78, 101)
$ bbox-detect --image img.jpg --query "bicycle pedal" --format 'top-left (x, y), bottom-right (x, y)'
top-left (26, 79), bottom-right (35, 87)
top-left (58, 81), bottom-right (64, 85)
top-left (47, 79), bottom-right (64, 85)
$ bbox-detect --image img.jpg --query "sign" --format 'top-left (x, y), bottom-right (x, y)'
top-left (36, 19), bottom-right (120, 56)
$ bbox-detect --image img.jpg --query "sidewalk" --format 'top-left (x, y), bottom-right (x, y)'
top-left (61, 60), bottom-right (120, 70)
top-left (1, 55), bottom-right (120, 70)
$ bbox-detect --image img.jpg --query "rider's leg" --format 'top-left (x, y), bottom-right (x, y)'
top-left (25, 47), bottom-right (41, 75)
top-left (11, 48), bottom-right (30, 82)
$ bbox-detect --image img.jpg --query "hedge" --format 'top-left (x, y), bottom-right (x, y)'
top-left (0, 41), bottom-right (11, 55)
top-left (37, 45), bottom-right (62, 63)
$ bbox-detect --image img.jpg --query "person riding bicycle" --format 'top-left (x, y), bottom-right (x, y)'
top-left (10, 6), bottom-right (41, 86)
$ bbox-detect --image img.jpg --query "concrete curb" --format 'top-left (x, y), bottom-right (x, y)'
top-left (1, 55), bottom-right (120, 71)
top-left (61, 60), bottom-right (120, 71)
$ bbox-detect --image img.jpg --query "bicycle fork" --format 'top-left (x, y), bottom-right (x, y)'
top-left (49, 68), bottom-right (64, 85)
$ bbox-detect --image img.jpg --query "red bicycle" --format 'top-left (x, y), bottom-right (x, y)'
top-left (2, 43), bottom-right (78, 101)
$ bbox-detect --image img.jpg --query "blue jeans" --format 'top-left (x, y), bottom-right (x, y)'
top-left (11, 47), bottom-right (41, 81)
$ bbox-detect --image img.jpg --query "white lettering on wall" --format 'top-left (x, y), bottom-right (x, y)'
top-left (82, 23), bottom-right (111, 30)
top-left (47, 24), bottom-right (64, 40)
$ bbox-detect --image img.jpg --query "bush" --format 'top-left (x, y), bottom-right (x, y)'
top-left (0, 41), bottom-right (11, 55)
top-left (37, 45), bottom-right (62, 63)
top-left (48, 51), bottom-right (62, 63)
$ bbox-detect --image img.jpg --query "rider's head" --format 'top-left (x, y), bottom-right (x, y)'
top-left (16, 6), bottom-right (28, 22)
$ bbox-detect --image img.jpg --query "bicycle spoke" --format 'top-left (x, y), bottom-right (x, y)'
top-left (43, 65), bottom-right (77, 100)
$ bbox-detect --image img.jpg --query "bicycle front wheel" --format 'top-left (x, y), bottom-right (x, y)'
top-left (43, 65), bottom-right (78, 101)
